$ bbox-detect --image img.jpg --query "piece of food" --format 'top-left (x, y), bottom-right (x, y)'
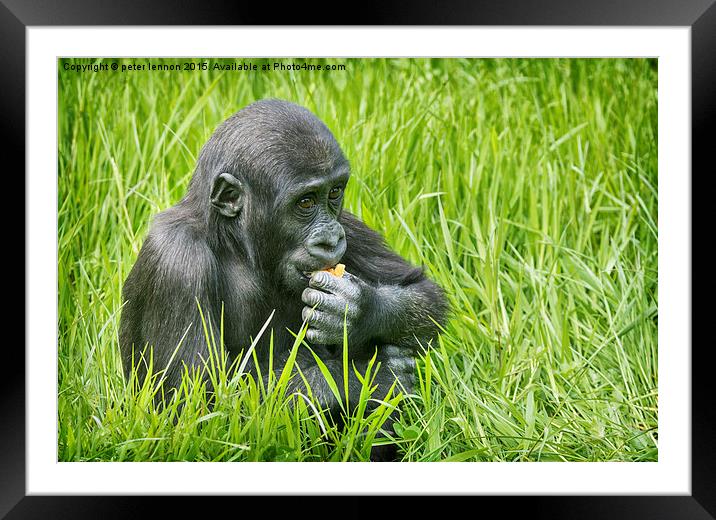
top-left (324, 263), bottom-right (346, 278)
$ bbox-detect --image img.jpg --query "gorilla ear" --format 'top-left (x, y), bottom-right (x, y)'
top-left (210, 173), bottom-right (244, 218)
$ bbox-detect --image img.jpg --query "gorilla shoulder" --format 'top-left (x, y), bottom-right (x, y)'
top-left (134, 206), bottom-right (217, 294)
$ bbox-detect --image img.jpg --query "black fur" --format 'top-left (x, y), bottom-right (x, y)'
top-left (119, 99), bottom-right (448, 460)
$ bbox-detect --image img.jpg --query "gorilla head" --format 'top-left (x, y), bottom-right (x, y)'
top-left (190, 99), bottom-right (350, 294)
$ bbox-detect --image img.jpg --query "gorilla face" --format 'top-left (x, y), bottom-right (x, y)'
top-left (278, 167), bottom-right (350, 294)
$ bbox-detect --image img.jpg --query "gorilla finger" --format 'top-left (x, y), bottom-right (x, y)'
top-left (383, 345), bottom-right (402, 358)
top-left (383, 365), bottom-right (415, 394)
top-left (305, 327), bottom-right (337, 346)
top-left (302, 287), bottom-right (327, 308)
top-left (301, 288), bottom-right (352, 316)
top-left (302, 307), bottom-right (343, 332)
top-left (319, 296), bottom-right (358, 320)
top-left (309, 270), bottom-right (348, 295)
top-left (388, 355), bottom-right (416, 373)
top-left (403, 366), bottom-right (417, 390)
top-left (301, 305), bottom-right (316, 323)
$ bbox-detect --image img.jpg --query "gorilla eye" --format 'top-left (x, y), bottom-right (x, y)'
top-left (298, 196), bottom-right (316, 210)
top-left (328, 186), bottom-right (343, 200)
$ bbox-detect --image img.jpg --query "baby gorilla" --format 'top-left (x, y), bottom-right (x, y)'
top-left (119, 99), bottom-right (448, 460)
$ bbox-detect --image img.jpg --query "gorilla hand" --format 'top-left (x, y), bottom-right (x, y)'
top-left (301, 270), bottom-right (375, 346)
top-left (375, 345), bottom-right (417, 391)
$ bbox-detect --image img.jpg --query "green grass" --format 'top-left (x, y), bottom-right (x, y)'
top-left (58, 57), bottom-right (658, 462)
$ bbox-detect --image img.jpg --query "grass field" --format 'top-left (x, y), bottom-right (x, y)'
top-left (58, 57), bottom-right (658, 462)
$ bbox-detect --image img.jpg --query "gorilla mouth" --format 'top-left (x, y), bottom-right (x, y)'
top-left (297, 268), bottom-right (316, 281)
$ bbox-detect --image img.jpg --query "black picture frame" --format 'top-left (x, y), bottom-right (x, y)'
top-left (7, 0), bottom-right (712, 516)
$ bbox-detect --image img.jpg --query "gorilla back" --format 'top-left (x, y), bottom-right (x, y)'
top-left (119, 99), bottom-right (448, 427)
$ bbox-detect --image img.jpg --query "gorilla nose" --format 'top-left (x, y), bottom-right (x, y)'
top-left (306, 230), bottom-right (347, 267)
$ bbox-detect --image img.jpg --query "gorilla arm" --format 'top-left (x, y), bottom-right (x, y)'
top-left (119, 223), bottom-right (223, 392)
